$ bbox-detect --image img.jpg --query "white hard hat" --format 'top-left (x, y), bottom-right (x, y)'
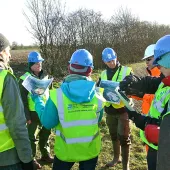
top-left (142, 44), bottom-right (155, 60)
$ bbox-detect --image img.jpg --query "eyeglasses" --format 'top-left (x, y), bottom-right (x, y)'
top-left (145, 58), bottom-right (152, 62)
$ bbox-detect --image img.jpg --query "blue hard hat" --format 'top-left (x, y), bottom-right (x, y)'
top-left (102, 48), bottom-right (117, 62)
top-left (69, 49), bottom-right (93, 68)
top-left (153, 35), bottom-right (170, 65)
top-left (28, 51), bottom-right (44, 63)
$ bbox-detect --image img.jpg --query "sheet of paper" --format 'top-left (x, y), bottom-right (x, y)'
top-left (22, 75), bottom-right (53, 95)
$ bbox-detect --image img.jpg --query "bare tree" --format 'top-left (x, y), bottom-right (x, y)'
top-left (24, 3), bottom-right (170, 76)
top-left (24, 0), bottom-right (66, 75)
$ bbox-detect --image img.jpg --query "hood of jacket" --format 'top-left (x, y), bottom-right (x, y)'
top-left (61, 74), bottom-right (96, 103)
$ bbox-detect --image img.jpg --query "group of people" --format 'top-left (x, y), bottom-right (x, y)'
top-left (0, 32), bottom-right (170, 170)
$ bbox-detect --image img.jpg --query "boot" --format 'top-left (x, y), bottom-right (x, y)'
top-left (121, 145), bottom-right (130, 170)
top-left (40, 154), bottom-right (54, 163)
top-left (33, 159), bottom-right (42, 169)
top-left (106, 140), bottom-right (121, 167)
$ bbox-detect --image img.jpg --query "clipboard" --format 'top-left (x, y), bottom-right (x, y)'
top-left (115, 86), bottom-right (135, 111)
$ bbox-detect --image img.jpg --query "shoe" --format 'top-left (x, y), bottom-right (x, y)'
top-left (40, 155), bottom-right (54, 163)
top-left (33, 159), bottom-right (42, 169)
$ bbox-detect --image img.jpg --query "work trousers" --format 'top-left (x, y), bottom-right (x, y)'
top-left (27, 111), bottom-right (51, 157)
top-left (0, 163), bottom-right (22, 170)
top-left (106, 108), bottom-right (131, 146)
top-left (52, 156), bottom-right (98, 170)
top-left (147, 147), bottom-right (157, 170)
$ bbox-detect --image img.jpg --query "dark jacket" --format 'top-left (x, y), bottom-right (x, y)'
top-left (157, 111), bottom-right (170, 170)
top-left (120, 74), bottom-right (164, 98)
top-left (18, 69), bottom-right (48, 121)
top-left (0, 62), bottom-right (32, 166)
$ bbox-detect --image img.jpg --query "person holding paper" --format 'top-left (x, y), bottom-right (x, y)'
top-left (18, 51), bottom-right (53, 169)
top-left (119, 35), bottom-right (170, 170)
top-left (132, 44), bottom-right (161, 170)
top-left (97, 48), bottom-right (133, 170)
top-left (31, 49), bottom-right (105, 170)
top-left (0, 33), bottom-right (34, 170)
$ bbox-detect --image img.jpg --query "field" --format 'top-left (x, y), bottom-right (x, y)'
top-left (11, 50), bottom-right (148, 170)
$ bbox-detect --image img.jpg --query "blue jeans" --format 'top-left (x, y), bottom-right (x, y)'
top-left (52, 156), bottom-right (98, 170)
top-left (147, 147), bottom-right (157, 170)
top-left (0, 163), bottom-right (22, 170)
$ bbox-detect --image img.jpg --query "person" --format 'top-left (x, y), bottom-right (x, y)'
top-left (119, 35), bottom-right (170, 170)
top-left (141, 44), bottom-right (161, 115)
top-left (130, 44), bottom-right (161, 169)
top-left (97, 48), bottom-right (133, 170)
top-left (18, 51), bottom-right (53, 169)
top-left (31, 49), bottom-right (105, 170)
top-left (0, 33), bottom-right (34, 170)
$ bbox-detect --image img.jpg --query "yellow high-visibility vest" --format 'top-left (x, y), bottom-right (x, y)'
top-left (140, 82), bottom-right (170, 150)
top-left (51, 88), bottom-right (105, 162)
top-left (0, 70), bottom-right (15, 152)
top-left (101, 66), bottom-right (132, 108)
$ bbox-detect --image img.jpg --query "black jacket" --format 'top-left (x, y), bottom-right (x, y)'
top-left (120, 74), bottom-right (164, 98)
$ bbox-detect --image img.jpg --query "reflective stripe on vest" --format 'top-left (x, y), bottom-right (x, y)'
top-left (56, 130), bottom-right (99, 144)
top-left (0, 106), bottom-right (3, 112)
top-left (101, 66), bottom-right (132, 108)
top-left (0, 124), bottom-right (8, 131)
top-left (0, 70), bottom-right (15, 152)
top-left (56, 88), bottom-right (102, 128)
top-left (0, 108), bottom-right (8, 131)
top-left (122, 67), bottom-right (128, 80)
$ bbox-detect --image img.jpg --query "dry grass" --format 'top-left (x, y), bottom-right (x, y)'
top-left (10, 50), bottom-right (148, 170)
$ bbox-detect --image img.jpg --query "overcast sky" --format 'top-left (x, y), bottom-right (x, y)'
top-left (1, 0), bottom-right (170, 45)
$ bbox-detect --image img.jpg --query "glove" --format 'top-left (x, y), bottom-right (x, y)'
top-left (125, 107), bottom-right (147, 130)
top-left (21, 160), bottom-right (34, 170)
top-left (120, 75), bottom-right (143, 96)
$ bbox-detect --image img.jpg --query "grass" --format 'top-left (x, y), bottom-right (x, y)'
top-left (10, 50), bottom-right (148, 170)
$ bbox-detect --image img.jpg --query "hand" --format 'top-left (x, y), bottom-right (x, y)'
top-left (120, 75), bottom-right (141, 95)
top-left (31, 91), bottom-right (41, 102)
top-left (125, 107), bottom-right (147, 130)
top-left (125, 107), bottom-right (138, 120)
top-left (27, 120), bottom-right (32, 125)
top-left (21, 160), bottom-right (34, 170)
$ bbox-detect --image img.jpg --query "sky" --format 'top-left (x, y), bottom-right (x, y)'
top-left (1, 0), bottom-right (170, 45)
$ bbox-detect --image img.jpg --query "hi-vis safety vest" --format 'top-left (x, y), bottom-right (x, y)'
top-left (140, 82), bottom-right (170, 150)
top-left (50, 88), bottom-right (105, 162)
top-left (20, 72), bottom-right (49, 111)
top-left (0, 70), bottom-right (15, 152)
top-left (100, 66), bottom-right (132, 108)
